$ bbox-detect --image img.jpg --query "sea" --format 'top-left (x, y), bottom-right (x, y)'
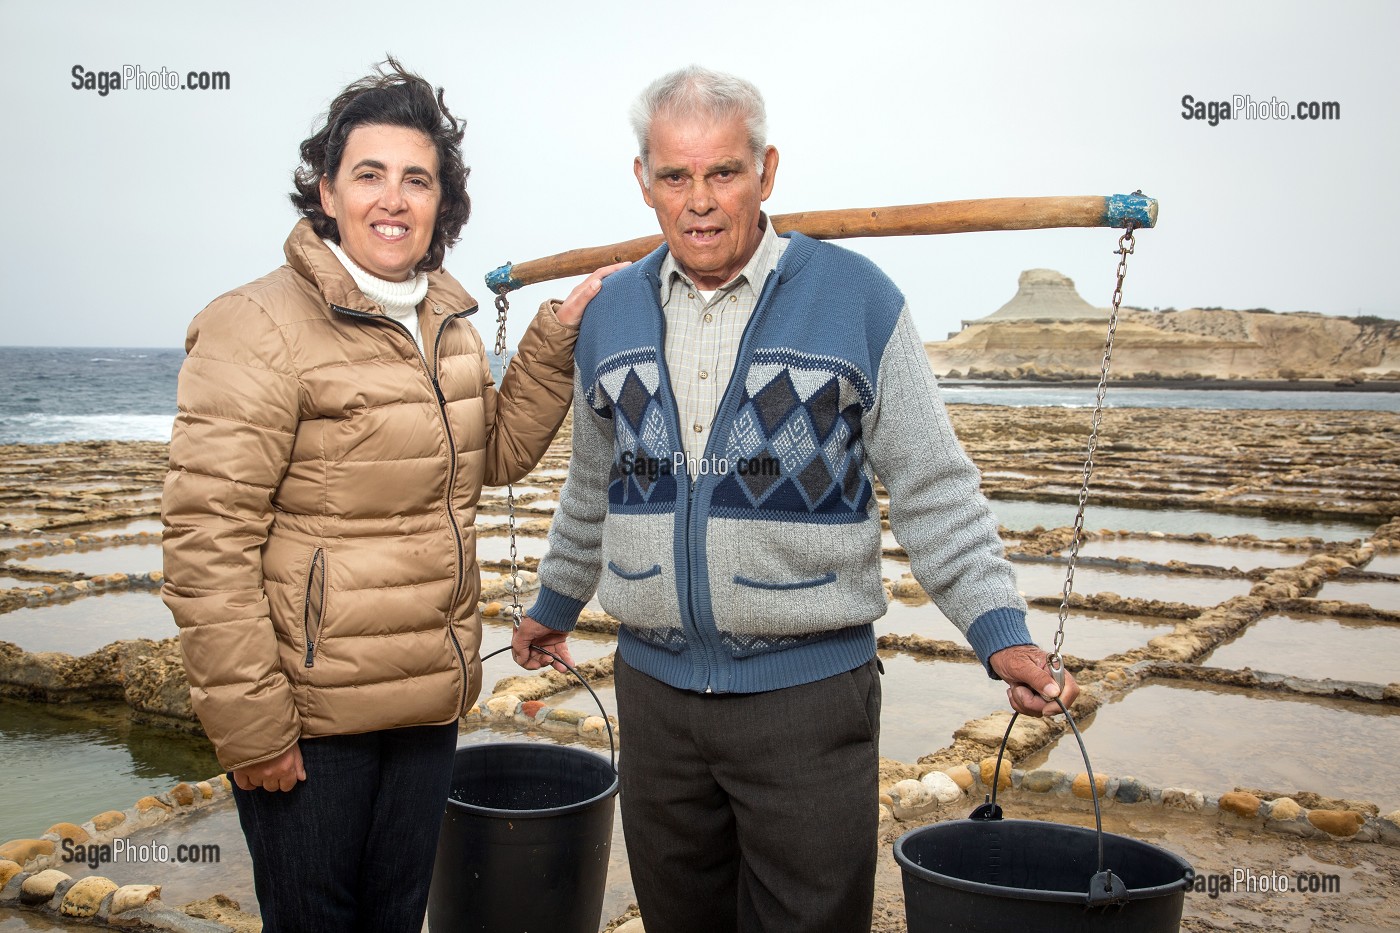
top-left (1, 346), bottom-right (1396, 445)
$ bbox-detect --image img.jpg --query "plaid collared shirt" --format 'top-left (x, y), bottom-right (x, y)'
top-left (659, 216), bottom-right (788, 461)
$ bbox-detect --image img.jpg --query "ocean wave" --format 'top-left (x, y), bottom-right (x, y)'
top-left (0, 413), bottom-right (175, 444)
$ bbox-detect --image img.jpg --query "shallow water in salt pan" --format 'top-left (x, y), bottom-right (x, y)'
top-left (1203, 612), bottom-right (1400, 685)
top-left (1024, 607), bottom-right (1176, 661)
top-left (0, 590), bottom-right (175, 655)
top-left (1022, 681), bottom-right (1400, 813)
top-left (473, 533), bottom-right (550, 563)
top-left (1364, 552), bottom-right (1400, 576)
top-left (12, 542), bottom-right (161, 576)
top-left (874, 652), bottom-right (1011, 764)
top-left (1010, 560), bottom-right (1255, 605)
top-left (1074, 538), bottom-right (1308, 572)
top-left (1314, 577), bottom-right (1400, 611)
top-left (983, 498), bottom-right (1375, 541)
top-left (0, 698), bottom-right (219, 841)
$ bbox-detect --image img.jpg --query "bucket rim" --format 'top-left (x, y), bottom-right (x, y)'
top-left (893, 818), bottom-right (1194, 905)
top-left (446, 742), bottom-right (619, 821)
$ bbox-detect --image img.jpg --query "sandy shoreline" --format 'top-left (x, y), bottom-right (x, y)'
top-left (941, 378), bottom-right (1400, 393)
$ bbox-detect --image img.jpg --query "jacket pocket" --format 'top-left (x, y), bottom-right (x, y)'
top-left (303, 548), bottom-right (326, 668)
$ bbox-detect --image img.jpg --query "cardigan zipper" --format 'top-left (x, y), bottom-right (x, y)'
top-left (330, 301), bottom-right (476, 712)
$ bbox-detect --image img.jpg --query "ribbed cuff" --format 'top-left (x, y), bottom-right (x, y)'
top-left (965, 607), bottom-right (1035, 677)
top-left (527, 585), bottom-right (586, 632)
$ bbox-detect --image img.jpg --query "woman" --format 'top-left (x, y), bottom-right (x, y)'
top-left (161, 59), bottom-right (620, 932)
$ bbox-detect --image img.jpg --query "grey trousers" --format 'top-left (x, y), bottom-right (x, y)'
top-left (614, 655), bottom-right (882, 933)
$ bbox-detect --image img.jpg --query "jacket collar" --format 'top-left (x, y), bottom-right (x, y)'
top-left (283, 218), bottom-right (477, 317)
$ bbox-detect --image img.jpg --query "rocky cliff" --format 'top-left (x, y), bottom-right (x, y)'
top-left (927, 271), bottom-right (1400, 381)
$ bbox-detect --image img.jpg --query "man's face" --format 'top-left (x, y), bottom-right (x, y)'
top-left (634, 111), bottom-right (778, 291)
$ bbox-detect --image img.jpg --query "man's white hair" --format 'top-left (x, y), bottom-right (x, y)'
top-left (630, 65), bottom-right (768, 187)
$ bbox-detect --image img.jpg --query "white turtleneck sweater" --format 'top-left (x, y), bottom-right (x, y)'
top-left (324, 240), bottom-right (431, 353)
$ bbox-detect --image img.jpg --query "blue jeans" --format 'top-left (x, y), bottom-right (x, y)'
top-left (231, 722), bottom-right (458, 933)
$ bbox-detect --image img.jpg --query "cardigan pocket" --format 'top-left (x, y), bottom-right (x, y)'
top-left (732, 572), bottom-right (837, 591)
top-left (599, 560), bottom-right (684, 650)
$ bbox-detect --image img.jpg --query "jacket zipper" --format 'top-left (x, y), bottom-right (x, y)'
top-left (330, 301), bottom-right (476, 711)
top-left (303, 547), bottom-right (326, 668)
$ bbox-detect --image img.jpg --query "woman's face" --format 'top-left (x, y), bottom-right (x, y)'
top-left (319, 124), bottom-right (441, 281)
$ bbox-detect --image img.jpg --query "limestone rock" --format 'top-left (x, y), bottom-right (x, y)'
top-left (91, 810), bottom-right (126, 831)
top-left (121, 640), bottom-right (196, 721)
top-left (579, 716), bottom-right (612, 740)
top-left (0, 839), bottom-right (54, 865)
top-left (109, 883), bottom-right (161, 914)
top-left (1114, 777), bottom-right (1150, 804)
top-left (0, 860), bottom-right (20, 889)
top-left (60, 875), bottom-right (117, 918)
top-left (1022, 769), bottom-right (1059, 794)
top-left (944, 766), bottom-right (974, 791)
top-left (43, 822), bottom-right (89, 845)
top-left (920, 770), bottom-right (963, 804)
top-left (1162, 787), bottom-right (1204, 811)
top-left (484, 694), bottom-right (521, 721)
top-left (1307, 810), bottom-right (1365, 837)
top-left (169, 783), bottom-right (196, 807)
top-left (20, 868), bottom-right (70, 902)
top-left (615, 919), bottom-right (646, 933)
top-left (979, 757), bottom-right (1012, 791)
top-left (1267, 797), bottom-right (1302, 821)
top-left (890, 779), bottom-right (931, 811)
top-left (1218, 791), bottom-right (1262, 818)
top-left (1072, 773), bottom-right (1109, 800)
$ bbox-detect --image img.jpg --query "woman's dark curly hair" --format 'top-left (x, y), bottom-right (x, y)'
top-left (291, 57), bottom-right (469, 274)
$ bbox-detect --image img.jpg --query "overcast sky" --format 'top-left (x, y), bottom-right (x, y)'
top-left (2, 0), bottom-right (1396, 349)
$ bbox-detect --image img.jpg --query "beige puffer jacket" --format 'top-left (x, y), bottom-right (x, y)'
top-left (162, 220), bottom-right (575, 771)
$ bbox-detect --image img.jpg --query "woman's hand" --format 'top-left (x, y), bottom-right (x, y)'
top-left (232, 744), bottom-right (307, 792)
top-left (554, 261), bottom-right (631, 326)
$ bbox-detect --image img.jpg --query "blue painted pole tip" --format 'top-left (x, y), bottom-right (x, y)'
top-left (486, 262), bottom-right (523, 295)
top-left (1103, 193), bottom-right (1158, 229)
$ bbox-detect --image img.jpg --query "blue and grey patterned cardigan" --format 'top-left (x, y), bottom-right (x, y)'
top-left (528, 233), bottom-right (1032, 694)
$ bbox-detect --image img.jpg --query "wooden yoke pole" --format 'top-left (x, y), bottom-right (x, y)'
top-left (486, 193), bottom-right (1156, 294)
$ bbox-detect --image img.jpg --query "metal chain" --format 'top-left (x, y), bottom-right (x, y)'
top-left (493, 292), bottom-right (524, 628)
top-left (1050, 222), bottom-right (1138, 683)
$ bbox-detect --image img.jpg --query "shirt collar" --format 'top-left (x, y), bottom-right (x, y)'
top-left (660, 213), bottom-right (783, 301)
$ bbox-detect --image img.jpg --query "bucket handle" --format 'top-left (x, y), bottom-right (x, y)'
top-left (478, 644), bottom-right (618, 773)
top-left (970, 699), bottom-right (1129, 908)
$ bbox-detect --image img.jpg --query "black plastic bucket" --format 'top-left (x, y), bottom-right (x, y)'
top-left (895, 818), bottom-right (1193, 932)
top-left (428, 647), bottom-right (619, 933)
top-left (894, 704), bottom-right (1193, 932)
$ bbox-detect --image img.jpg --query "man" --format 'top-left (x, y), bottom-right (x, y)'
top-left (512, 65), bottom-right (1079, 933)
